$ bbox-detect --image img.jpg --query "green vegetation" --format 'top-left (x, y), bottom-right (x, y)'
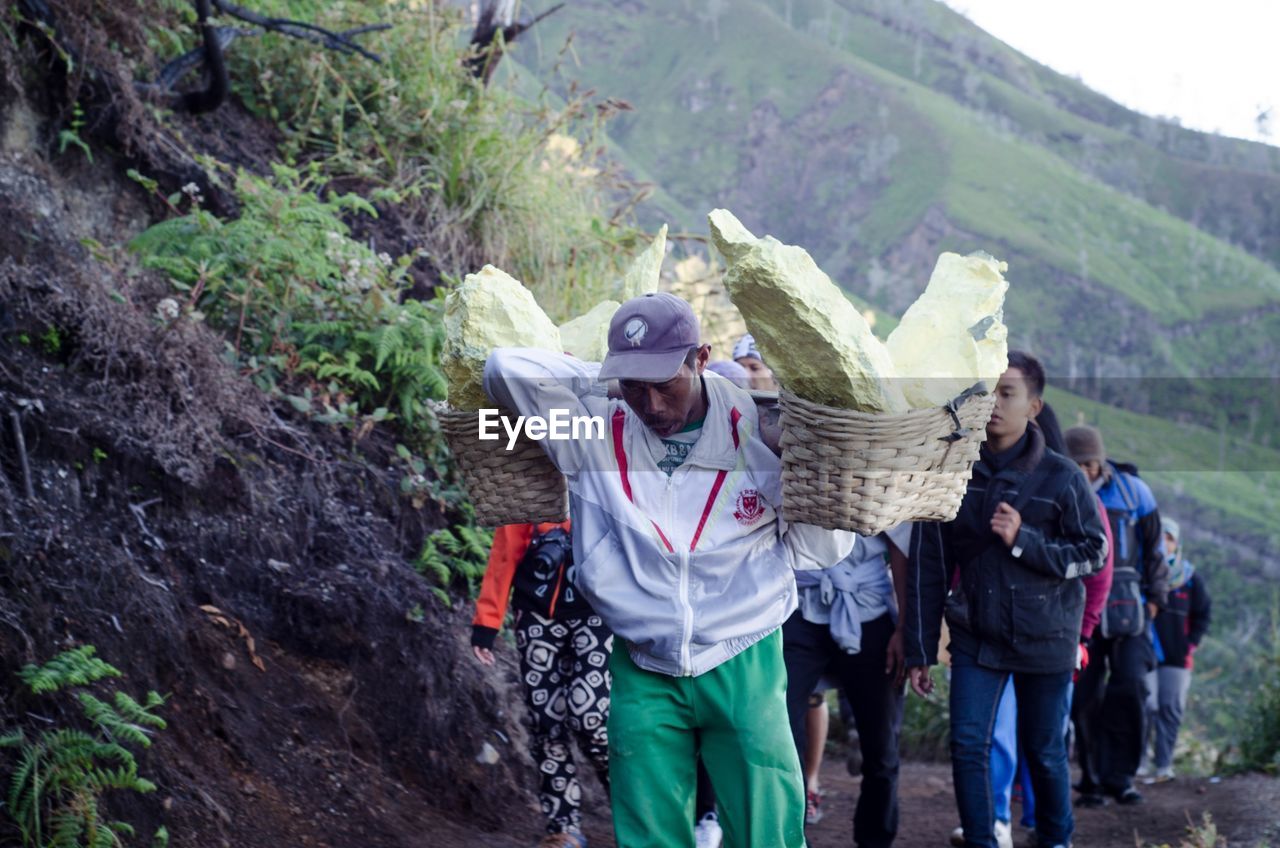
top-left (897, 670), bottom-right (950, 762)
top-left (129, 162), bottom-right (446, 431)
top-left (1234, 604), bottom-right (1280, 775)
top-left (213, 0), bottom-right (643, 321)
top-left (525, 0), bottom-right (1280, 435)
top-left (55, 101), bottom-right (92, 164)
top-left (0, 647), bottom-right (167, 848)
top-left (414, 523), bottom-right (495, 607)
top-left (1145, 813), bottom-right (1224, 848)
top-left (121, 1), bottom-right (653, 614)
top-left (1046, 387), bottom-right (1280, 547)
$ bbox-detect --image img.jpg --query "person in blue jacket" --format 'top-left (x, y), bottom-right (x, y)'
top-left (1064, 426), bottom-right (1170, 807)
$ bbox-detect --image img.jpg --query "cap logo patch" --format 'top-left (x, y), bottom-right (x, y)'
top-left (623, 317), bottom-right (648, 347)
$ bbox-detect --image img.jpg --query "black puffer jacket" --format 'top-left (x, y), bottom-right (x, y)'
top-left (905, 424), bottom-right (1109, 674)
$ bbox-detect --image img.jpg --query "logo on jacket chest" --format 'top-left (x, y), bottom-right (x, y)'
top-left (733, 489), bottom-right (766, 525)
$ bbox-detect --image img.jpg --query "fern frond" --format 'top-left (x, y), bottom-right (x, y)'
top-left (50, 806), bottom-right (87, 848)
top-left (18, 646), bottom-right (120, 694)
top-left (373, 324), bottom-right (404, 371)
top-left (7, 742), bottom-right (40, 823)
top-left (113, 692), bottom-right (168, 731)
top-left (78, 693), bottom-right (155, 748)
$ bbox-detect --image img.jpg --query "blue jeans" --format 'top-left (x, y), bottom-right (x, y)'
top-left (991, 679), bottom-right (1017, 825)
top-left (1015, 685), bottom-right (1074, 829)
top-left (951, 649), bottom-right (1073, 848)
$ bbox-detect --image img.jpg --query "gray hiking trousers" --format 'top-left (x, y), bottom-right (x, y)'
top-left (1143, 666), bottom-right (1191, 771)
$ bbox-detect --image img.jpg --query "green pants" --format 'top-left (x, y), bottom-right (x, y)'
top-left (608, 630), bottom-right (806, 848)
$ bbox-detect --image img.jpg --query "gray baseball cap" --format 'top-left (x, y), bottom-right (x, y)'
top-left (597, 292), bottom-right (701, 382)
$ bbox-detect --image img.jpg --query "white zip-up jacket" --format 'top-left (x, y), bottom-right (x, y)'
top-left (483, 348), bottom-right (855, 677)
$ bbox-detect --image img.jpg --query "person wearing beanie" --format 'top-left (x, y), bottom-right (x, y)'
top-left (1064, 425), bottom-right (1170, 808)
top-left (1140, 517), bottom-right (1211, 784)
top-left (732, 333), bottom-right (779, 391)
top-left (484, 292), bottom-right (855, 848)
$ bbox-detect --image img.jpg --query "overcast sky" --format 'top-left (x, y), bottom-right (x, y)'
top-left (944, 0), bottom-right (1278, 145)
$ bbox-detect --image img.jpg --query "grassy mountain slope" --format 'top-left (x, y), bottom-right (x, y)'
top-left (523, 0), bottom-right (1280, 388)
top-left (514, 0), bottom-right (1280, 557)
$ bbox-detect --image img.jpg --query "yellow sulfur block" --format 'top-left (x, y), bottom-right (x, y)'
top-left (710, 209), bottom-right (908, 413)
top-left (887, 252), bottom-right (1009, 408)
top-left (442, 265), bottom-right (562, 410)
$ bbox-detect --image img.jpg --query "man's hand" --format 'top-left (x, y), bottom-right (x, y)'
top-left (1146, 601), bottom-right (1159, 621)
top-left (907, 666), bottom-right (935, 699)
top-left (885, 628), bottom-right (906, 687)
top-left (472, 645), bottom-right (495, 667)
top-left (990, 502), bottom-right (1022, 548)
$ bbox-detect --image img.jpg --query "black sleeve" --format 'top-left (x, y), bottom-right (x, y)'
top-left (471, 624), bottom-right (499, 650)
top-left (1138, 509), bottom-right (1170, 606)
top-left (1188, 573), bottom-right (1212, 646)
top-left (904, 520), bottom-right (950, 668)
top-left (1012, 467), bottom-right (1107, 580)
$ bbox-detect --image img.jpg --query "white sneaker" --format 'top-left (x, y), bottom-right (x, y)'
top-left (994, 819), bottom-right (1013, 848)
top-left (695, 812), bottom-right (723, 848)
top-left (949, 822), bottom-right (1012, 848)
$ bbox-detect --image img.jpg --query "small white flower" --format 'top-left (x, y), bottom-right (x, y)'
top-left (377, 252), bottom-right (393, 267)
top-left (156, 298), bottom-right (180, 321)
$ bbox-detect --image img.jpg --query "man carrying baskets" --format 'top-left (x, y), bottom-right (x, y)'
top-left (903, 352), bottom-right (1109, 848)
top-left (483, 292), bottom-right (855, 848)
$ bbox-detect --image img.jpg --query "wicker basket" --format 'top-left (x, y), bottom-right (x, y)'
top-left (436, 405), bottom-right (569, 526)
top-left (777, 385), bottom-right (996, 535)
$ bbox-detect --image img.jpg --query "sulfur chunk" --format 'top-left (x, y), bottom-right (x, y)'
top-left (710, 209), bottom-right (908, 413)
top-left (443, 265), bottom-right (562, 409)
top-left (559, 300), bottom-right (620, 362)
top-left (707, 210), bottom-right (757, 265)
top-left (886, 252), bottom-right (1009, 408)
top-left (619, 224), bottom-right (667, 300)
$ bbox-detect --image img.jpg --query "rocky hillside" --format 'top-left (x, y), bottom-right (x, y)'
top-left (0, 2), bottom-right (624, 844)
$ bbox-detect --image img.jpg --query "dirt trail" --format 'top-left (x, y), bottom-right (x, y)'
top-left (454, 759), bottom-right (1280, 848)
top-left (811, 760), bottom-right (1280, 848)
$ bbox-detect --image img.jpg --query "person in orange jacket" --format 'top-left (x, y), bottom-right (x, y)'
top-left (472, 521), bottom-right (612, 848)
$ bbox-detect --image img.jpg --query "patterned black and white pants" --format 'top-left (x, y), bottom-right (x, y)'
top-left (514, 609), bottom-right (613, 835)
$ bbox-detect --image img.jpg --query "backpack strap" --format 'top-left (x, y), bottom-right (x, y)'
top-left (1112, 468), bottom-right (1138, 513)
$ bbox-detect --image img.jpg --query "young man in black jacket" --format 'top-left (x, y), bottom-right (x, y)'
top-left (905, 352), bottom-right (1107, 848)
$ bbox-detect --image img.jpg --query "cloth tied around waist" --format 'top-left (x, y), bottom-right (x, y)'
top-left (794, 554), bottom-right (895, 654)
